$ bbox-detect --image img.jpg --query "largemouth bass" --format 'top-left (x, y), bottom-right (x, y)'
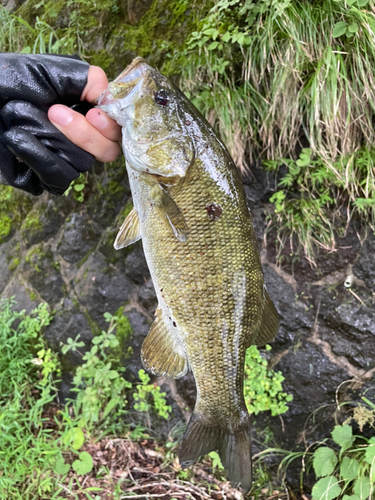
top-left (97, 58), bottom-right (279, 492)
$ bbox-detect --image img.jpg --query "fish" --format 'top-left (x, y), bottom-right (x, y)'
top-left (97, 57), bottom-right (279, 493)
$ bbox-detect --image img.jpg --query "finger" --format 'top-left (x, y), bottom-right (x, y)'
top-left (81, 66), bottom-right (109, 102)
top-left (48, 104), bottom-right (121, 162)
top-left (85, 107), bottom-right (122, 142)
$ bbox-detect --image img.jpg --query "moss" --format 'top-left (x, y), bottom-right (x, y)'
top-left (25, 245), bottom-right (48, 273)
top-left (118, 201), bottom-right (133, 222)
top-left (21, 203), bottom-right (44, 232)
top-left (107, 180), bottom-right (126, 197)
top-left (8, 258), bottom-right (20, 271)
top-left (0, 215), bottom-right (11, 243)
top-left (51, 261), bottom-right (60, 272)
top-left (0, 186), bottom-right (32, 243)
top-left (25, 245), bottom-right (46, 263)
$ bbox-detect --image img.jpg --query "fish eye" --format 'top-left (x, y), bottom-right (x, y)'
top-left (154, 90), bottom-right (169, 106)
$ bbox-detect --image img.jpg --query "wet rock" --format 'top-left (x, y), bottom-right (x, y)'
top-left (127, 0), bottom-right (153, 24)
top-left (354, 232), bottom-right (375, 292)
top-left (21, 200), bottom-right (64, 248)
top-left (74, 253), bottom-right (132, 328)
top-left (175, 372), bottom-right (196, 412)
top-left (21, 244), bottom-right (65, 305)
top-left (274, 341), bottom-right (350, 447)
top-left (138, 278), bottom-right (157, 313)
top-left (58, 372), bottom-right (75, 404)
top-left (124, 243), bottom-right (150, 285)
top-left (319, 290), bottom-right (375, 369)
top-left (243, 164), bottom-right (277, 207)
top-left (263, 264), bottom-right (314, 347)
top-left (58, 212), bottom-right (99, 264)
top-left (124, 309), bottom-right (151, 379)
top-left (0, 240), bottom-right (15, 294)
top-left (2, 274), bottom-right (40, 313)
top-left (43, 298), bottom-right (93, 367)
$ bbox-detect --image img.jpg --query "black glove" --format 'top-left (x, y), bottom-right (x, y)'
top-left (0, 54), bottom-right (95, 195)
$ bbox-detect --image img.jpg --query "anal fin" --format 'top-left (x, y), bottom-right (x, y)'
top-left (114, 208), bottom-right (141, 250)
top-left (141, 308), bottom-right (188, 379)
top-left (254, 286), bottom-right (279, 346)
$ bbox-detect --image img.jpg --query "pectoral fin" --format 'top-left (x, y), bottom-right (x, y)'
top-left (254, 287), bottom-right (279, 346)
top-left (150, 184), bottom-right (188, 242)
top-left (141, 308), bottom-right (188, 379)
top-left (114, 208), bottom-right (141, 250)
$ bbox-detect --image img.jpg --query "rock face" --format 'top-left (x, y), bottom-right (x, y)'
top-left (1, 158), bottom-right (374, 487)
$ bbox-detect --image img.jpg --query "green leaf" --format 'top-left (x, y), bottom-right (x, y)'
top-left (312, 476), bottom-right (341, 500)
top-left (302, 148), bottom-right (312, 155)
top-left (342, 496), bottom-right (360, 500)
top-left (289, 164), bottom-right (301, 175)
top-left (313, 447), bottom-right (338, 478)
top-left (54, 456), bottom-right (70, 475)
top-left (72, 451), bottom-right (93, 475)
top-left (208, 451), bottom-right (224, 470)
top-left (340, 456), bottom-right (359, 481)
top-left (364, 442), bottom-right (375, 465)
top-left (333, 22), bottom-right (348, 38)
top-left (348, 23), bottom-right (358, 33)
top-left (331, 425), bottom-right (354, 451)
top-left (64, 427), bottom-right (85, 450)
top-left (353, 477), bottom-right (371, 499)
top-left (208, 41), bottom-right (219, 50)
top-left (73, 183), bottom-right (85, 192)
top-left (203, 28), bottom-right (217, 36)
top-left (222, 31), bottom-right (231, 42)
top-left (358, 0), bottom-right (368, 5)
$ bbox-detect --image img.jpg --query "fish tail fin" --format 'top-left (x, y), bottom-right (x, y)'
top-left (179, 411), bottom-right (252, 493)
top-left (219, 417), bottom-right (252, 493)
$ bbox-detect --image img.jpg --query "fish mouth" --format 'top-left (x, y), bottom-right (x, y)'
top-left (113, 57), bottom-right (149, 83)
top-left (95, 57), bottom-right (150, 106)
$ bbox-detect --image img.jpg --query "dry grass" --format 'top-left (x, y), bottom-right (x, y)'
top-left (57, 437), bottom-right (288, 500)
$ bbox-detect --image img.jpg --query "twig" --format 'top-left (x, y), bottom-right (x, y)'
top-left (348, 288), bottom-right (366, 307)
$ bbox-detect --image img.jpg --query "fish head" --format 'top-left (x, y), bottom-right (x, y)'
top-left (97, 58), bottom-right (194, 180)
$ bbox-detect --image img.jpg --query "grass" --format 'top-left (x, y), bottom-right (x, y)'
top-left (0, 298), bottom-right (293, 498)
top-left (178, 0), bottom-right (375, 262)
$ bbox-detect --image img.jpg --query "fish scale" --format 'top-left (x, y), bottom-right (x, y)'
top-left (97, 57), bottom-right (279, 493)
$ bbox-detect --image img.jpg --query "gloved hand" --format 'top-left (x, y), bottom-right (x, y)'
top-left (0, 54), bottom-right (95, 195)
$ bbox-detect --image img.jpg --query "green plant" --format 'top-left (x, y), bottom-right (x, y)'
top-left (64, 173), bottom-right (88, 202)
top-left (309, 399), bottom-right (375, 500)
top-left (244, 345), bottom-right (293, 416)
top-left (0, 5), bottom-right (84, 54)
top-left (0, 186), bottom-right (14, 243)
top-left (264, 145), bottom-right (375, 264)
top-left (61, 312), bottom-right (132, 431)
top-left (0, 298), bottom-right (61, 498)
top-left (175, 0), bottom-right (375, 261)
top-left (133, 369), bottom-right (172, 420)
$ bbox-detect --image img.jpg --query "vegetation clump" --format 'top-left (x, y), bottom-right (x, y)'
top-left (178, 0), bottom-right (375, 261)
top-left (1, 0), bottom-right (375, 262)
top-left (309, 398), bottom-right (375, 500)
top-left (0, 298), bottom-right (291, 497)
